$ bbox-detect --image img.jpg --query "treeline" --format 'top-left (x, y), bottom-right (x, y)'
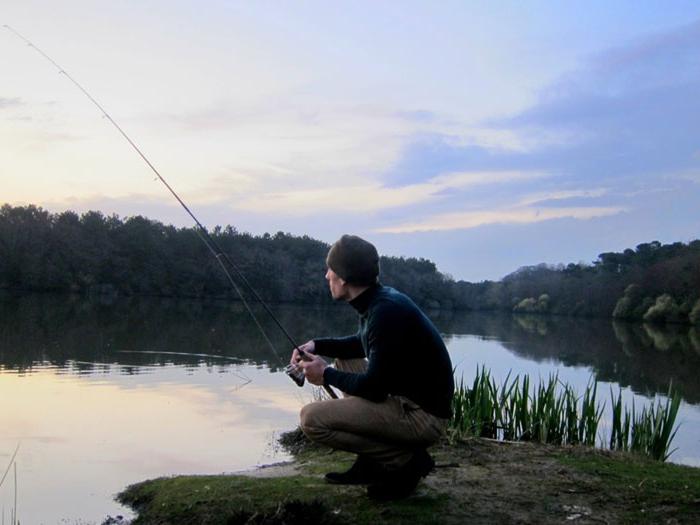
top-left (2, 204), bottom-right (699, 323)
top-left (455, 240), bottom-right (700, 324)
top-left (0, 204), bottom-right (453, 307)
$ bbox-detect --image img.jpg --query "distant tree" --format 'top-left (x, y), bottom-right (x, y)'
top-left (613, 284), bottom-right (644, 319)
top-left (514, 297), bottom-right (538, 313)
top-left (643, 294), bottom-right (684, 324)
top-left (514, 293), bottom-right (550, 314)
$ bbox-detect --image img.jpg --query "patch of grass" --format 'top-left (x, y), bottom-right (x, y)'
top-left (278, 427), bottom-right (318, 455)
top-left (118, 475), bottom-right (343, 524)
top-left (117, 445), bottom-right (447, 525)
top-left (557, 449), bottom-right (700, 524)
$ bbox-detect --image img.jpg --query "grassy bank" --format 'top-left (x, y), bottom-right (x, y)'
top-left (117, 431), bottom-right (700, 524)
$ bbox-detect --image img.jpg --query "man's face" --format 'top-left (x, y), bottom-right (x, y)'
top-left (325, 268), bottom-right (348, 300)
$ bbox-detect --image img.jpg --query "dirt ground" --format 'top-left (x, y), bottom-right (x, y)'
top-left (424, 439), bottom-right (617, 524)
top-left (259, 433), bottom-right (698, 524)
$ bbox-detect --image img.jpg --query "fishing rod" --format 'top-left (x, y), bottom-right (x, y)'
top-left (4, 25), bottom-right (336, 399)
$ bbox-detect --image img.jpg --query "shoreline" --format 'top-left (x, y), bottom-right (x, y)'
top-left (116, 431), bottom-right (700, 524)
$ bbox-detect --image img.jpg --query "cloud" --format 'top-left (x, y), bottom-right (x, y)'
top-left (369, 19), bottom-right (699, 239)
top-left (235, 169), bottom-right (547, 215)
top-left (393, 110), bottom-right (437, 123)
top-left (0, 97), bottom-right (23, 109)
top-left (496, 20), bottom-right (700, 181)
top-left (432, 170), bottom-right (548, 188)
top-left (375, 206), bottom-right (626, 233)
top-left (517, 188), bottom-right (608, 206)
top-left (41, 193), bottom-right (184, 222)
top-left (390, 20), bottom-right (698, 191)
top-left (672, 169), bottom-right (700, 185)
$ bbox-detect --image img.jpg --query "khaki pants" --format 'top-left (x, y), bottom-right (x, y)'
top-left (299, 358), bottom-right (448, 470)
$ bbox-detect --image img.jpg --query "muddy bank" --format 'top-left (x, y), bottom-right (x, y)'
top-left (117, 432), bottom-right (700, 524)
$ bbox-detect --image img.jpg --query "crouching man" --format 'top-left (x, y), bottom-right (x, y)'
top-left (290, 234), bottom-right (454, 500)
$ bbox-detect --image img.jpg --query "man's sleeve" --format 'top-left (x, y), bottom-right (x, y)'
top-left (321, 307), bottom-right (396, 401)
top-left (314, 335), bottom-right (365, 359)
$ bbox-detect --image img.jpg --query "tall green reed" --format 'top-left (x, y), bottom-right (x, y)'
top-left (609, 385), bottom-right (681, 461)
top-left (450, 367), bottom-right (679, 462)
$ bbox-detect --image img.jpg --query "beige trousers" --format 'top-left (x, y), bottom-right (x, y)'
top-left (299, 358), bottom-right (448, 470)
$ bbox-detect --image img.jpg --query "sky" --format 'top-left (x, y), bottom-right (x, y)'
top-left (2, 1), bottom-right (700, 281)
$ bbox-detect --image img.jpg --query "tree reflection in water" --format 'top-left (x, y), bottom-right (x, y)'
top-left (2, 294), bottom-right (699, 404)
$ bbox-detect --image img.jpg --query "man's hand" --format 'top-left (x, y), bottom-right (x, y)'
top-left (299, 353), bottom-right (328, 386)
top-left (290, 340), bottom-right (315, 366)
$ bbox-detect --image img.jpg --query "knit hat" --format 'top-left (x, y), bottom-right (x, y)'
top-left (326, 235), bottom-right (379, 285)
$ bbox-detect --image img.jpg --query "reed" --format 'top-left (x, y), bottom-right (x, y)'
top-left (609, 385), bottom-right (681, 461)
top-left (579, 379), bottom-right (603, 447)
top-left (450, 367), bottom-right (679, 462)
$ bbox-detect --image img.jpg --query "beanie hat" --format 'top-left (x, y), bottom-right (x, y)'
top-left (326, 235), bottom-right (379, 285)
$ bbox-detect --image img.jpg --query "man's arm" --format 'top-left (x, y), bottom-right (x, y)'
top-left (314, 334), bottom-right (365, 359)
top-left (289, 334), bottom-right (364, 369)
top-left (322, 350), bottom-right (388, 401)
top-left (321, 307), bottom-right (397, 401)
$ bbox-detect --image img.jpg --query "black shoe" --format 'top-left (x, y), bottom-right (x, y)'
top-left (325, 455), bottom-right (383, 485)
top-left (366, 449), bottom-right (434, 501)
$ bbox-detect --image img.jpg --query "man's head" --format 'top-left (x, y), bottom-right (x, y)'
top-left (325, 235), bottom-right (379, 300)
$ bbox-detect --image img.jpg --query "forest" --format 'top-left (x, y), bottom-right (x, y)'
top-left (1, 204), bottom-right (699, 324)
top-left (0, 204), bottom-right (452, 307)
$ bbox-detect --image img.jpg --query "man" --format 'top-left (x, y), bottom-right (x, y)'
top-left (290, 234), bottom-right (454, 500)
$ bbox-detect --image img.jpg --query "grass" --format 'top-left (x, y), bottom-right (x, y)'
top-left (449, 367), bottom-right (679, 462)
top-left (118, 443), bottom-right (448, 525)
top-left (558, 449), bottom-right (700, 524)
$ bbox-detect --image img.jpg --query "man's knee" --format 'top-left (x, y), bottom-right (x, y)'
top-left (299, 402), bottom-right (326, 441)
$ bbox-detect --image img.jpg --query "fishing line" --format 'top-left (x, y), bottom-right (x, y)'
top-left (66, 355), bottom-right (253, 385)
top-left (117, 350), bottom-right (253, 384)
top-left (117, 350), bottom-right (244, 362)
top-left (0, 443), bottom-right (20, 490)
top-left (4, 25), bottom-right (336, 399)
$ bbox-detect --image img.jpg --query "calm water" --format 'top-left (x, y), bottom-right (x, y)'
top-left (1, 294), bottom-right (700, 524)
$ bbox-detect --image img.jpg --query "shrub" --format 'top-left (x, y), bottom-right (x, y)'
top-left (613, 284), bottom-right (645, 319)
top-left (643, 294), bottom-right (683, 324)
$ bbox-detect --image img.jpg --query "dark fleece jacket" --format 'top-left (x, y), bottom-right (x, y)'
top-left (316, 284), bottom-right (454, 419)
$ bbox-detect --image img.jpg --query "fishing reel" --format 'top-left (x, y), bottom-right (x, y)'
top-left (285, 363), bottom-right (306, 387)
top-left (285, 350), bottom-right (338, 399)
top-left (285, 346), bottom-right (312, 387)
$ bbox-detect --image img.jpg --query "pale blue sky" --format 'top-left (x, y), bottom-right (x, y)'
top-left (2, 1), bottom-right (700, 280)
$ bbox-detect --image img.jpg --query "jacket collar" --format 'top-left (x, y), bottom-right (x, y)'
top-left (348, 283), bottom-right (381, 314)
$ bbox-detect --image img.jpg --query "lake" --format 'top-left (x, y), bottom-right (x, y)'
top-left (1, 293), bottom-right (700, 524)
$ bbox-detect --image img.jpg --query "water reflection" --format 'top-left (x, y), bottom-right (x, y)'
top-left (0, 293), bottom-right (356, 373)
top-left (436, 312), bottom-right (700, 404)
top-left (0, 296), bottom-right (700, 403)
top-left (2, 295), bottom-right (700, 522)
top-left (0, 363), bottom-right (307, 524)
top-left (3, 295), bottom-right (699, 404)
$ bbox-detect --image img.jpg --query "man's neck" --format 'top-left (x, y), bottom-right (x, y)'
top-left (345, 284), bottom-right (371, 302)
